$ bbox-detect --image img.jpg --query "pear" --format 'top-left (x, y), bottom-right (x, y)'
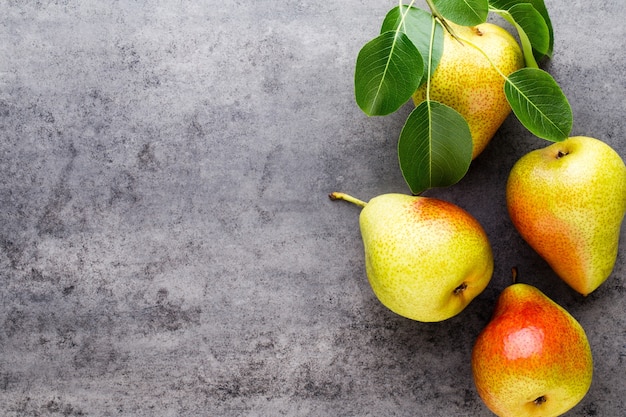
top-left (507, 136), bottom-right (626, 295)
top-left (413, 22), bottom-right (524, 159)
top-left (329, 192), bottom-right (493, 322)
top-left (472, 282), bottom-right (593, 417)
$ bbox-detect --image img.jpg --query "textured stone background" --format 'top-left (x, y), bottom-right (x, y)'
top-left (1, 1), bottom-right (624, 416)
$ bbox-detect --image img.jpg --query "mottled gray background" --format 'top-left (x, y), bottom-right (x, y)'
top-left (1, 1), bottom-right (624, 416)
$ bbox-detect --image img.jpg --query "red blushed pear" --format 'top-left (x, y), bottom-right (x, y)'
top-left (471, 282), bottom-right (593, 417)
top-left (507, 136), bottom-right (626, 295)
top-left (329, 192), bottom-right (493, 322)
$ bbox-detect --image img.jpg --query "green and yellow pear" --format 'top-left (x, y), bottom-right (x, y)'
top-left (413, 22), bottom-right (524, 159)
top-left (472, 282), bottom-right (593, 417)
top-left (507, 136), bottom-right (626, 295)
top-left (329, 192), bottom-right (493, 322)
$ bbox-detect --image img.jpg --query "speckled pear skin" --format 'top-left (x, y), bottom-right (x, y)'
top-left (412, 22), bottom-right (524, 159)
top-left (472, 283), bottom-right (593, 417)
top-left (507, 136), bottom-right (626, 295)
top-left (359, 194), bottom-right (493, 322)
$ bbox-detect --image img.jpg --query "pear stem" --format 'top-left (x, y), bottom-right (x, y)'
top-left (511, 267), bottom-right (518, 284)
top-left (329, 192), bottom-right (367, 208)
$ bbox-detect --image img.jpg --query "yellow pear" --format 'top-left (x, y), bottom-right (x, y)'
top-left (330, 192), bottom-right (493, 322)
top-left (507, 136), bottom-right (626, 295)
top-left (413, 22), bottom-right (524, 159)
top-left (472, 282), bottom-right (593, 417)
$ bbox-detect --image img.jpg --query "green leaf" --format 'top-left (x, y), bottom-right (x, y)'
top-left (495, 3), bottom-right (549, 68)
top-left (508, 4), bottom-right (549, 56)
top-left (526, 0), bottom-right (553, 58)
top-left (398, 101), bottom-right (473, 194)
top-left (355, 31), bottom-right (424, 116)
top-left (504, 68), bottom-right (572, 141)
top-left (431, 0), bottom-right (489, 26)
top-left (381, 6), bottom-right (444, 86)
top-left (489, 0), bottom-right (554, 60)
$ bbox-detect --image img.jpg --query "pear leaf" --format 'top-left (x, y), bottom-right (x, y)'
top-left (381, 6), bottom-right (444, 87)
top-left (508, 4), bottom-right (550, 56)
top-left (431, 0), bottom-right (489, 26)
top-left (489, 0), bottom-right (554, 60)
top-left (526, 0), bottom-right (554, 59)
top-left (493, 3), bottom-right (550, 68)
top-left (355, 30), bottom-right (424, 116)
top-left (398, 101), bottom-right (473, 194)
top-left (504, 68), bottom-right (572, 142)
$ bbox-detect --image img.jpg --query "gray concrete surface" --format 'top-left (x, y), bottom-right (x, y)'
top-left (1, 1), bottom-right (624, 415)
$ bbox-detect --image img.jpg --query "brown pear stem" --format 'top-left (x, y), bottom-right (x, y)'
top-left (511, 267), bottom-right (519, 285)
top-left (329, 192), bottom-right (367, 208)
